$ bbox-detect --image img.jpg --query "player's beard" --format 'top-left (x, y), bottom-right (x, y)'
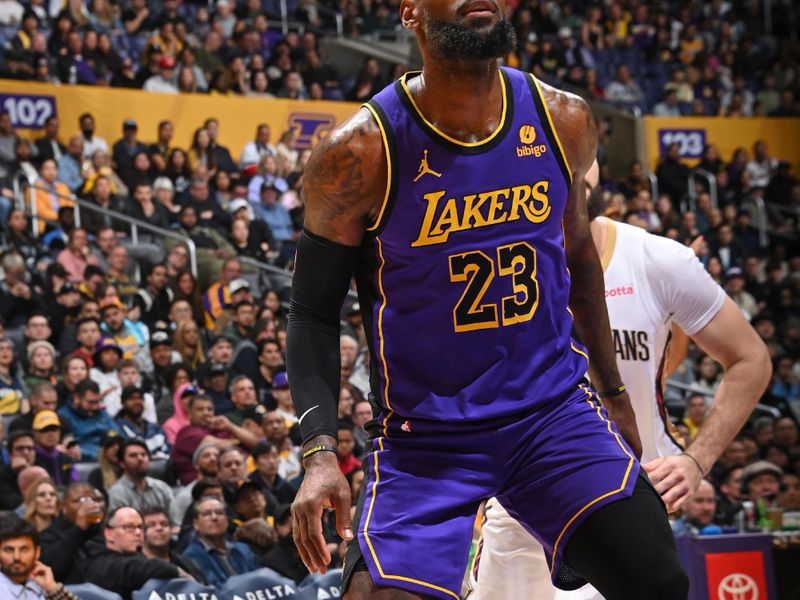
top-left (424, 14), bottom-right (517, 61)
top-left (586, 184), bottom-right (606, 221)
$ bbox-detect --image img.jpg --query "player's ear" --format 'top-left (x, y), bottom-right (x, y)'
top-left (400, 0), bottom-right (420, 30)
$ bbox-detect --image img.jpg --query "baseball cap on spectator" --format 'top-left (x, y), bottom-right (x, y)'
top-left (149, 329), bottom-right (172, 349)
top-left (121, 385), bottom-right (143, 401)
top-left (99, 296), bottom-right (126, 313)
top-left (56, 282), bottom-right (77, 296)
top-left (32, 410), bottom-right (60, 431)
top-left (273, 371), bottom-right (289, 389)
top-left (100, 430), bottom-right (121, 448)
top-left (741, 460), bottom-right (782, 483)
top-left (153, 177), bottom-right (174, 193)
top-left (725, 267), bottom-right (744, 281)
top-left (229, 279), bottom-right (250, 295)
top-left (123, 119), bottom-right (137, 130)
top-left (27, 340), bottom-right (56, 362)
top-left (346, 302), bottom-right (361, 315)
top-left (231, 479), bottom-right (260, 504)
top-left (228, 198), bottom-right (254, 220)
top-left (94, 337), bottom-right (122, 361)
top-left (242, 405), bottom-right (267, 425)
top-left (208, 362), bottom-right (227, 376)
top-left (159, 56), bottom-right (176, 70)
top-left (180, 384), bottom-right (200, 398)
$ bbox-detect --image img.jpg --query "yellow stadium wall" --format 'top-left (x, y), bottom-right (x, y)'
top-left (0, 79), bottom-right (360, 160)
top-left (644, 116), bottom-right (800, 174)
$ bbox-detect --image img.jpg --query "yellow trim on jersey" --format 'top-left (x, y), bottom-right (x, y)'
top-left (375, 237), bottom-right (392, 410)
top-left (363, 437), bottom-right (461, 600)
top-left (399, 70), bottom-right (508, 148)
top-left (363, 103), bottom-right (393, 232)
top-left (600, 217), bottom-right (617, 273)
top-left (550, 386), bottom-right (635, 574)
top-left (529, 75), bottom-right (573, 184)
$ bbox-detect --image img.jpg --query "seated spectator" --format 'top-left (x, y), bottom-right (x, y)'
top-left (100, 296), bottom-right (150, 373)
top-left (271, 372), bottom-right (296, 425)
top-left (0, 340), bottom-right (25, 418)
top-left (104, 246), bottom-right (139, 304)
top-left (171, 205), bottom-right (235, 289)
top-left (0, 431), bottom-right (37, 510)
top-left (742, 460), bottom-right (782, 508)
top-left (58, 379), bottom-right (118, 462)
top-left (180, 496), bottom-right (260, 587)
top-left (70, 317), bottom-right (103, 371)
top-left (780, 473), bottom-right (800, 510)
top-left (231, 479), bottom-right (272, 528)
top-left (55, 354), bottom-right (90, 414)
top-left (248, 441), bottom-right (296, 505)
top-left (337, 420), bottom-right (361, 477)
top-left (681, 393), bottom-right (707, 441)
top-left (671, 479), bottom-right (717, 536)
top-left (57, 228), bottom-right (100, 284)
top-left (144, 55), bottom-right (179, 93)
top-left (107, 439), bottom-right (173, 517)
top-left (23, 477), bottom-right (60, 532)
top-left (115, 385), bottom-right (169, 459)
top-left (217, 446), bottom-right (248, 502)
top-left (142, 508), bottom-right (205, 582)
top-left (204, 362), bottom-right (234, 415)
top-left (222, 300), bottom-right (257, 348)
top-left (32, 411), bottom-right (77, 487)
top-left (170, 445), bottom-right (219, 525)
top-left (174, 319), bottom-right (206, 371)
top-left (715, 465), bottom-right (744, 526)
top-left (239, 124), bottom-right (276, 174)
top-left (172, 394), bottom-right (258, 485)
top-left (224, 375), bottom-right (258, 425)
top-left (132, 263), bottom-right (174, 329)
top-left (40, 482), bottom-right (106, 584)
top-left (0, 256), bottom-right (39, 336)
top-left (201, 259), bottom-right (243, 331)
top-left (262, 410), bottom-right (301, 481)
top-left (29, 159), bottom-right (73, 233)
top-left (88, 430), bottom-right (122, 493)
top-left (58, 136), bottom-right (85, 193)
top-left (111, 119), bottom-right (147, 179)
top-left (10, 382), bottom-right (73, 440)
top-left (0, 513), bottom-right (80, 600)
top-left (84, 506), bottom-right (182, 598)
top-left (90, 337), bottom-right (123, 416)
top-left (163, 381), bottom-right (197, 444)
top-left (116, 361), bottom-right (158, 423)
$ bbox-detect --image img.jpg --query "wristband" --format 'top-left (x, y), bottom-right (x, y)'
top-left (302, 444), bottom-right (339, 460)
top-left (598, 384), bottom-right (626, 399)
top-left (683, 452), bottom-right (705, 475)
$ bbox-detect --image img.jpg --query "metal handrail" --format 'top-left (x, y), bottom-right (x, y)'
top-left (645, 171), bottom-right (659, 201)
top-left (23, 183), bottom-right (198, 278)
top-left (687, 168), bottom-right (718, 211)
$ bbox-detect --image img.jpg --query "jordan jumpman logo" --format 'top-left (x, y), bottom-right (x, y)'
top-left (413, 149), bottom-right (442, 182)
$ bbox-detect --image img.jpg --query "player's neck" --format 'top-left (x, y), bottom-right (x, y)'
top-left (590, 217), bottom-right (607, 259)
top-left (412, 59), bottom-right (503, 142)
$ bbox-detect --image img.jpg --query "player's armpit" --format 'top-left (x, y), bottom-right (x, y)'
top-left (302, 106), bottom-right (388, 247)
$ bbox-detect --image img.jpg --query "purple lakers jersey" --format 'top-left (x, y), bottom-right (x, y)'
top-left (355, 67), bottom-right (589, 423)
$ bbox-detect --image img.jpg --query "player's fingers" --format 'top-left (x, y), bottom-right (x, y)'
top-left (308, 503), bottom-right (331, 573)
top-left (292, 508), bottom-right (315, 572)
top-left (653, 467), bottom-right (684, 495)
top-left (334, 484), bottom-right (354, 541)
top-left (641, 458), bottom-right (664, 473)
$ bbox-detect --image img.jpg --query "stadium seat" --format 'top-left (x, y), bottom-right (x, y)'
top-left (73, 462), bottom-right (98, 483)
top-left (66, 583), bottom-right (123, 600)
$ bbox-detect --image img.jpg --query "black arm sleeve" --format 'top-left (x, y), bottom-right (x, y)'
top-left (286, 229), bottom-right (360, 445)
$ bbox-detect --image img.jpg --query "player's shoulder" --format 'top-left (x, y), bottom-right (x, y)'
top-left (307, 107), bottom-right (384, 171)
top-left (535, 79), bottom-right (595, 175)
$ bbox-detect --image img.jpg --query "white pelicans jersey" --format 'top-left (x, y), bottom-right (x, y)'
top-left (599, 217), bottom-right (726, 462)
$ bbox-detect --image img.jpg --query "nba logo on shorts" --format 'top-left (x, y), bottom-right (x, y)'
top-left (517, 124), bottom-right (547, 158)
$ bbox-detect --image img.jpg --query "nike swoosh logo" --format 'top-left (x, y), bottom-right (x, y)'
top-left (298, 405), bottom-right (320, 425)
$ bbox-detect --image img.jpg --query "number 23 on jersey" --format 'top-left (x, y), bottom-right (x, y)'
top-left (448, 241), bottom-right (539, 332)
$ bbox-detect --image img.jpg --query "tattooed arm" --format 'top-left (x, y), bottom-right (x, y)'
top-left (287, 108), bottom-right (386, 575)
top-left (545, 84), bottom-right (643, 459)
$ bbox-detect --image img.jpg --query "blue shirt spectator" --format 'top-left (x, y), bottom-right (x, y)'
top-left (57, 380), bottom-right (119, 462)
top-left (256, 184), bottom-right (293, 242)
top-left (57, 138), bottom-right (84, 192)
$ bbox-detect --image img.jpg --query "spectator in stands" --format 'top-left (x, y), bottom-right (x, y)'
top-left (352, 399), bottom-right (373, 448)
top-left (58, 136), bottom-right (84, 193)
top-left (745, 141), bottom-right (777, 190)
top-left (715, 465), bottom-right (744, 526)
top-left (171, 205), bottom-right (234, 288)
top-left (115, 384), bottom-right (169, 458)
top-left (780, 473), bottom-right (800, 510)
top-left (70, 317), bottom-right (101, 369)
top-left (142, 508), bottom-right (205, 581)
top-left (23, 477), bottom-right (60, 532)
top-left (0, 255), bottom-right (37, 333)
top-left (222, 300), bottom-right (256, 347)
top-left (33, 411), bottom-right (76, 486)
top-left (143, 55), bottom-right (179, 93)
top-left (99, 297), bottom-right (149, 371)
top-left (336, 419), bottom-right (361, 477)
top-left (248, 441), bottom-right (295, 505)
top-left (24, 341), bottom-right (58, 392)
top-left (87, 430), bottom-right (122, 493)
top-left (224, 375), bottom-right (258, 425)
top-left (257, 181), bottom-right (295, 255)
top-left (84, 506), bottom-right (183, 597)
top-left (260, 503), bottom-right (307, 583)
top-left (131, 262), bottom-right (173, 328)
top-left (0, 514), bottom-right (80, 600)
top-left (181, 496), bottom-right (260, 587)
top-left (77, 114), bottom-right (108, 160)
top-left (57, 228), bottom-right (99, 284)
top-left (743, 460), bottom-right (783, 509)
top-left (271, 372), bottom-right (295, 425)
top-left (107, 438), bottom-right (172, 514)
top-left (0, 431), bottom-right (37, 509)
top-left (724, 267), bottom-right (758, 321)
top-left (55, 353), bottom-right (89, 409)
top-left (652, 89), bottom-right (682, 117)
top-left (656, 143), bottom-right (690, 207)
top-left (605, 64), bottom-right (645, 108)
top-left (253, 338), bottom-right (281, 402)
top-left (170, 444), bottom-right (219, 525)
top-left (173, 319), bottom-right (205, 371)
top-left (774, 417), bottom-right (799, 451)
top-left (261, 410), bottom-right (300, 481)
top-left (201, 258), bottom-right (242, 330)
top-left (10, 383), bottom-right (67, 437)
top-left (90, 337), bottom-right (123, 415)
top-left (670, 480), bottom-right (717, 536)
top-left (58, 379), bottom-right (118, 462)
top-left (247, 155), bottom-right (286, 205)
top-left (173, 394), bottom-right (258, 485)
top-left (39, 482), bottom-right (105, 583)
top-left (112, 119), bottom-right (147, 180)
top-left (30, 159), bottom-right (72, 232)
top-left (240, 124), bottom-right (276, 173)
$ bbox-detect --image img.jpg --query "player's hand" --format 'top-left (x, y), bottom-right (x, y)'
top-left (292, 444), bottom-right (353, 574)
top-left (642, 454), bottom-right (704, 513)
top-left (603, 393), bottom-right (643, 459)
top-left (29, 561), bottom-right (59, 593)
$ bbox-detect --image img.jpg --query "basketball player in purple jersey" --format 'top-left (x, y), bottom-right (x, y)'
top-left (286, 0), bottom-right (688, 598)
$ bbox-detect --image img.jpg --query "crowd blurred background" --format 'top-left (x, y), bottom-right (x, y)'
top-left (0, 0), bottom-right (798, 596)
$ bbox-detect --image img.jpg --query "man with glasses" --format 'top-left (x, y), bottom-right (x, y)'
top-left (14, 313), bottom-right (53, 373)
top-left (84, 506), bottom-right (183, 598)
top-left (180, 497), bottom-right (259, 587)
top-left (142, 508), bottom-right (205, 583)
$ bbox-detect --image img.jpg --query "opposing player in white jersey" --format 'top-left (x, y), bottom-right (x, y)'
top-left (469, 162), bottom-right (771, 600)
